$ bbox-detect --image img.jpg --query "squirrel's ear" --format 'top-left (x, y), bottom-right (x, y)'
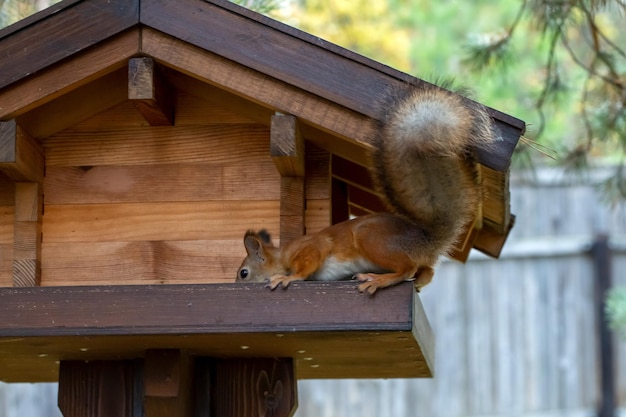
top-left (243, 234), bottom-right (261, 255)
top-left (244, 230), bottom-right (273, 260)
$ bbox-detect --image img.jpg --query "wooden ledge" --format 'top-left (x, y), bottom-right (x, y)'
top-left (0, 281), bottom-right (433, 382)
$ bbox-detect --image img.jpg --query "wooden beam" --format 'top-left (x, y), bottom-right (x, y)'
top-left (196, 357), bottom-right (297, 417)
top-left (474, 215), bottom-right (516, 258)
top-left (58, 360), bottom-right (142, 417)
top-left (447, 219), bottom-right (480, 263)
top-left (278, 176), bottom-right (305, 244)
top-left (144, 350), bottom-right (192, 417)
top-left (0, 30), bottom-right (140, 120)
top-left (0, 120), bottom-right (43, 182)
top-left (271, 114), bottom-right (305, 243)
top-left (128, 57), bottom-right (175, 126)
top-left (14, 182), bottom-right (42, 286)
top-left (142, 29), bottom-right (377, 165)
top-left (17, 68), bottom-right (129, 139)
top-left (162, 61), bottom-right (373, 166)
top-left (331, 155), bottom-right (374, 190)
top-left (271, 114), bottom-right (304, 177)
top-left (0, 282), bottom-right (433, 381)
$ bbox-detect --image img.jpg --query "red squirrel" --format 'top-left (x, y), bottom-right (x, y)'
top-left (236, 83), bottom-right (496, 294)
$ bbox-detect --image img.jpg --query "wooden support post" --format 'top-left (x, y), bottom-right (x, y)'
top-left (58, 355), bottom-right (296, 417)
top-left (128, 57), bottom-right (175, 126)
top-left (144, 349), bottom-right (193, 417)
top-left (271, 114), bottom-right (305, 244)
top-left (58, 360), bottom-right (142, 417)
top-left (194, 357), bottom-right (297, 417)
top-left (13, 182), bottom-right (42, 286)
top-left (270, 114), bottom-right (304, 178)
top-left (0, 120), bottom-right (44, 286)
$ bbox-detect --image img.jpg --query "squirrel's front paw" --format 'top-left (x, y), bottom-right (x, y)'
top-left (267, 275), bottom-right (291, 290)
top-left (355, 273), bottom-right (380, 295)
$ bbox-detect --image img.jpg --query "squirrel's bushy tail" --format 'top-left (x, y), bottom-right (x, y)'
top-left (371, 83), bottom-right (497, 254)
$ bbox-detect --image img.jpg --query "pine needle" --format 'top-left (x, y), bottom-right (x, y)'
top-left (518, 135), bottom-right (558, 160)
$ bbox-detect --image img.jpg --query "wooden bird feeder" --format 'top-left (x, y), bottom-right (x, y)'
top-left (0, 0), bottom-right (525, 415)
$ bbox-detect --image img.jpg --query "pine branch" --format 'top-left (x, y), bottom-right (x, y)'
top-left (462, 1), bottom-right (527, 71)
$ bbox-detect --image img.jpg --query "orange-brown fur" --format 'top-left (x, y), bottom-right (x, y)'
top-left (237, 83), bottom-right (497, 293)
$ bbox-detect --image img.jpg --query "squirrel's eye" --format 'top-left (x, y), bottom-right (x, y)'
top-left (239, 269), bottom-right (249, 280)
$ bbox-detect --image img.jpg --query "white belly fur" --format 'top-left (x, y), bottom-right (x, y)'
top-left (310, 256), bottom-right (387, 281)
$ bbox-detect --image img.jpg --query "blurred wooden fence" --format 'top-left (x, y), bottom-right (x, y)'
top-left (1, 169), bottom-right (626, 417)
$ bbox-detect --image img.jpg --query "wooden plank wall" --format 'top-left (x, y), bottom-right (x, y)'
top-left (38, 92), bottom-right (330, 286)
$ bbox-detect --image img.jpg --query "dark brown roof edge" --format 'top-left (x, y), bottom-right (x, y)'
top-left (0, 0), bottom-right (139, 89)
top-left (0, 0), bottom-right (83, 39)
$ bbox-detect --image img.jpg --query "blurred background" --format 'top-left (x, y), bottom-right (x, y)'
top-left (1, 0), bottom-right (625, 416)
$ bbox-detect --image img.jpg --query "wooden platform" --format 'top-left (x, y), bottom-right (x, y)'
top-left (0, 281), bottom-right (433, 382)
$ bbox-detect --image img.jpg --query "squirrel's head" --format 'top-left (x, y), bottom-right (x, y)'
top-left (236, 229), bottom-right (284, 283)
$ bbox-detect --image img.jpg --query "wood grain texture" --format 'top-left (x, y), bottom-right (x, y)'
top-left (42, 201), bottom-right (279, 243)
top-left (58, 92), bottom-right (257, 133)
top-left (0, 282), bottom-right (433, 381)
top-left (44, 162), bottom-right (280, 204)
top-left (41, 240), bottom-right (245, 286)
top-left (208, 358), bottom-right (297, 417)
top-left (0, 0), bottom-right (138, 90)
top-left (128, 57), bottom-right (175, 126)
top-left (482, 166), bottom-right (511, 233)
top-left (271, 113), bottom-right (306, 244)
top-left (141, 28), bottom-right (376, 163)
top-left (304, 199), bottom-right (330, 235)
top-left (0, 207), bottom-right (14, 244)
top-left (44, 124), bottom-right (271, 167)
top-left (142, 0), bottom-right (385, 118)
top-left (164, 68), bottom-right (373, 168)
top-left (271, 114), bottom-right (304, 177)
top-left (13, 183), bottom-right (42, 287)
top-left (474, 215), bottom-right (516, 258)
top-left (18, 68), bottom-right (129, 139)
top-left (144, 350), bottom-right (192, 417)
top-left (0, 250), bottom-right (11, 286)
top-left (58, 360), bottom-right (140, 417)
top-left (0, 30), bottom-right (140, 119)
top-left (279, 177), bottom-right (305, 245)
top-left (304, 143), bottom-right (329, 200)
top-left (0, 120), bottom-right (44, 182)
